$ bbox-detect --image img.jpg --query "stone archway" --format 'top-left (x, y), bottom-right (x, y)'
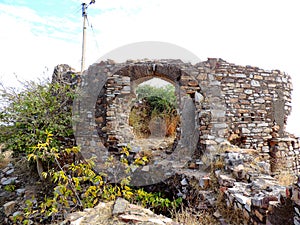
top-left (72, 59), bottom-right (226, 186)
top-left (99, 62), bottom-right (204, 153)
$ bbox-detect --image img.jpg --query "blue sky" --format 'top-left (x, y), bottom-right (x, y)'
top-left (0, 0), bottom-right (299, 135)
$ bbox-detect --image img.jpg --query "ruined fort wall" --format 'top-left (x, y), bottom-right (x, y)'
top-left (71, 59), bottom-right (300, 175)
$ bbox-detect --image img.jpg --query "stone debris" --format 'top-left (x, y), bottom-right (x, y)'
top-left (112, 197), bottom-right (128, 215)
top-left (1, 176), bottom-right (18, 185)
top-left (63, 198), bottom-right (177, 225)
top-left (1, 140), bottom-right (299, 225)
top-left (3, 201), bottom-right (16, 216)
top-left (214, 144), bottom-right (296, 224)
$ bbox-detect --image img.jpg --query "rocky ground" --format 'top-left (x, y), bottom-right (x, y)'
top-left (1, 140), bottom-right (298, 225)
top-left (0, 151), bottom-right (48, 224)
top-left (130, 137), bottom-right (176, 160)
top-left (63, 197), bottom-right (177, 225)
top-left (0, 154), bottom-right (217, 225)
top-left (0, 140), bottom-right (214, 225)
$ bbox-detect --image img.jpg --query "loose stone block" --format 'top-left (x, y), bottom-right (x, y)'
top-left (3, 201), bottom-right (16, 216)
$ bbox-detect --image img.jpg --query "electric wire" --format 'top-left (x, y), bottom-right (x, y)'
top-left (86, 16), bottom-right (101, 54)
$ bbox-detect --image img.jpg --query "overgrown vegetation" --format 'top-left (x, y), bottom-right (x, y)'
top-left (19, 133), bottom-right (182, 224)
top-left (0, 80), bottom-right (183, 224)
top-left (0, 80), bottom-right (75, 155)
top-left (136, 83), bottom-right (176, 106)
top-left (129, 84), bottom-right (179, 138)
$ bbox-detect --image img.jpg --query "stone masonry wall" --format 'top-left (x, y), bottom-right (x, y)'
top-left (73, 58), bottom-right (299, 177)
top-left (214, 59), bottom-right (292, 148)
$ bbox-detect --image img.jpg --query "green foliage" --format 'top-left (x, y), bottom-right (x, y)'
top-left (0, 80), bottom-right (75, 155)
top-left (130, 84), bottom-right (179, 138)
top-left (136, 84), bottom-right (176, 107)
top-left (4, 184), bottom-right (15, 192)
top-left (0, 79), bottom-right (182, 224)
top-left (27, 131), bottom-right (59, 162)
top-left (21, 136), bottom-right (181, 224)
top-left (135, 189), bottom-right (182, 213)
top-left (146, 95), bottom-right (176, 116)
top-left (136, 84), bottom-right (176, 115)
top-left (23, 142), bottom-right (104, 222)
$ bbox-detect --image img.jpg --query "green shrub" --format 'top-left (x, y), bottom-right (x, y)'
top-left (21, 135), bottom-right (181, 224)
top-left (136, 84), bottom-right (176, 107)
top-left (0, 79), bottom-right (182, 224)
top-left (0, 79), bottom-right (75, 155)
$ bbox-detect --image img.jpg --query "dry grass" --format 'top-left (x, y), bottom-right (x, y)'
top-left (277, 170), bottom-right (296, 186)
top-left (201, 153), bottom-right (212, 168)
top-left (129, 104), bottom-right (180, 139)
top-left (165, 115), bottom-right (180, 137)
top-left (129, 107), bottom-right (151, 138)
top-left (172, 206), bottom-right (218, 225)
top-left (213, 158), bottom-right (225, 170)
top-left (215, 191), bottom-right (245, 225)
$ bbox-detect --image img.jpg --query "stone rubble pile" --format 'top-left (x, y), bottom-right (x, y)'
top-left (1, 144), bottom-right (300, 225)
top-left (214, 142), bottom-right (295, 225)
top-left (0, 160), bottom-right (28, 224)
top-left (0, 158), bottom-right (179, 225)
top-left (62, 197), bottom-right (178, 225)
top-left (159, 141), bottom-right (299, 225)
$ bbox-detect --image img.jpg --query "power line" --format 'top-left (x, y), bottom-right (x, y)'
top-left (71, 5), bottom-right (82, 15)
top-left (86, 16), bottom-right (100, 54)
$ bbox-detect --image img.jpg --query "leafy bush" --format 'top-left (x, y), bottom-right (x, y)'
top-left (0, 79), bottom-right (182, 224)
top-left (0, 80), bottom-right (75, 155)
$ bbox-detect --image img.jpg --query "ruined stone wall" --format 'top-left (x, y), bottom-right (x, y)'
top-left (213, 59), bottom-right (292, 147)
top-left (196, 59), bottom-right (297, 176)
top-left (73, 58), bottom-right (299, 176)
top-left (206, 59), bottom-right (300, 176)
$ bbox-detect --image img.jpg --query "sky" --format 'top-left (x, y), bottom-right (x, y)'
top-left (0, 0), bottom-right (299, 136)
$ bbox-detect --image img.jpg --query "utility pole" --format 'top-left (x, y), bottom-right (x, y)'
top-left (80, 3), bottom-right (87, 74)
top-left (80, 1), bottom-right (96, 74)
